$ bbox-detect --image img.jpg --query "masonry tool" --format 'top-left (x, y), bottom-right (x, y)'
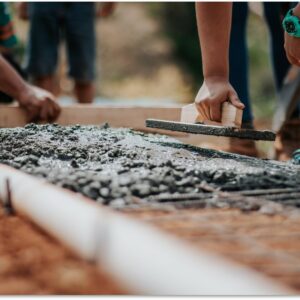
top-left (146, 102), bottom-right (276, 141)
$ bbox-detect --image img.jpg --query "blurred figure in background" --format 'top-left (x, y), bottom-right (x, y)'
top-left (18, 2), bottom-right (115, 103)
top-left (225, 2), bottom-right (295, 157)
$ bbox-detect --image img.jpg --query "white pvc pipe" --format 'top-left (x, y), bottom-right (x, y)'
top-left (0, 164), bottom-right (291, 295)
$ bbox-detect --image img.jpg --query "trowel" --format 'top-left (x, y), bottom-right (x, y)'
top-left (146, 102), bottom-right (276, 141)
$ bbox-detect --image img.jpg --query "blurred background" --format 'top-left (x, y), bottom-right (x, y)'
top-left (12, 2), bottom-right (275, 115)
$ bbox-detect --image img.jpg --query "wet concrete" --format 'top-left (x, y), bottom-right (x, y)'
top-left (0, 124), bottom-right (299, 210)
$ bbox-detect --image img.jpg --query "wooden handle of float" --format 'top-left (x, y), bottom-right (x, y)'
top-left (221, 102), bottom-right (243, 128)
top-left (180, 102), bottom-right (243, 128)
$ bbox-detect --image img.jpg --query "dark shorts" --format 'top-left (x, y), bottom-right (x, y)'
top-left (25, 2), bottom-right (96, 82)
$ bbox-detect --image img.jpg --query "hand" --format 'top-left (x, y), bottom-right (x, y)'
top-left (97, 2), bottom-right (116, 18)
top-left (17, 85), bottom-right (61, 122)
top-left (195, 77), bottom-right (244, 122)
top-left (17, 2), bottom-right (29, 20)
top-left (284, 32), bottom-right (300, 67)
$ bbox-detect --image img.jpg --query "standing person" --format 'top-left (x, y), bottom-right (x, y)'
top-left (226, 2), bottom-right (293, 157)
top-left (18, 2), bottom-right (115, 103)
top-left (195, 2), bottom-right (300, 160)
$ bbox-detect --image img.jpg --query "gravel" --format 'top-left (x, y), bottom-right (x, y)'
top-left (0, 123), bottom-right (299, 210)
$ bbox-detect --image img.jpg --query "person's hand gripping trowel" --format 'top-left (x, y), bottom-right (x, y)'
top-left (146, 2), bottom-right (275, 141)
top-left (192, 3), bottom-right (244, 126)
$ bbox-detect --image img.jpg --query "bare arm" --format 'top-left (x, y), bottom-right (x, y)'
top-left (195, 3), bottom-right (244, 122)
top-left (284, 3), bottom-right (300, 66)
top-left (0, 55), bottom-right (61, 122)
top-left (0, 55), bottom-right (29, 100)
top-left (196, 2), bottom-right (232, 79)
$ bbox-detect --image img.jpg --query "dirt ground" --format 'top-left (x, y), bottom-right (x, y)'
top-left (0, 207), bottom-right (125, 295)
top-left (125, 207), bottom-right (300, 292)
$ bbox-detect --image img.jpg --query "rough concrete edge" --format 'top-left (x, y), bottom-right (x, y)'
top-left (146, 119), bottom-right (276, 141)
top-left (0, 164), bottom-right (291, 295)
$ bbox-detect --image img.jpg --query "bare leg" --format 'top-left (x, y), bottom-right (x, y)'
top-left (33, 75), bottom-right (59, 96)
top-left (74, 81), bottom-right (94, 103)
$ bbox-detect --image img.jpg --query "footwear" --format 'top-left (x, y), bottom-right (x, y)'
top-left (274, 119), bottom-right (300, 161)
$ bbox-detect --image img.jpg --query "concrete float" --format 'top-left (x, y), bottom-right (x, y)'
top-left (0, 164), bottom-right (291, 295)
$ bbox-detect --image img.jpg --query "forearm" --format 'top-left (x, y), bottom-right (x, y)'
top-left (195, 2), bottom-right (232, 79)
top-left (293, 2), bottom-right (300, 17)
top-left (0, 55), bottom-right (29, 102)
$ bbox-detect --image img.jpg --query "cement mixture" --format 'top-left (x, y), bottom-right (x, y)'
top-left (0, 124), bottom-right (299, 211)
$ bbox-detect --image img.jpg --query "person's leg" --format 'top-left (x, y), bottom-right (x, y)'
top-left (229, 2), bottom-right (253, 125)
top-left (34, 76), bottom-right (58, 96)
top-left (65, 3), bottom-right (96, 103)
top-left (264, 2), bottom-right (300, 160)
top-left (74, 82), bottom-right (95, 103)
top-left (225, 3), bottom-right (259, 157)
top-left (263, 2), bottom-right (291, 91)
top-left (25, 3), bottom-right (61, 95)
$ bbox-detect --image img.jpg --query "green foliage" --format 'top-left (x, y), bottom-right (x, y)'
top-left (151, 3), bottom-right (203, 84)
top-left (247, 13), bottom-right (276, 119)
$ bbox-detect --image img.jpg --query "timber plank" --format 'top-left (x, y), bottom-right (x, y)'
top-left (0, 104), bottom-right (187, 137)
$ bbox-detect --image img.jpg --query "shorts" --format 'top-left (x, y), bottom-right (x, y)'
top-left (25, 3), bottom-right (96, 82)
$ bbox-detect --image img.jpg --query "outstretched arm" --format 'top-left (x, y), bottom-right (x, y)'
top-left (195, 2), bottom-right (244, 122)
top-left (0, 55), bottom-right (61, 122)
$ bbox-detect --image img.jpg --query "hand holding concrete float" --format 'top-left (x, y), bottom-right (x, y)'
top-left (146, 101), bottom-right (275, 141)
top-left (194, 77), bottom-right (245, 124)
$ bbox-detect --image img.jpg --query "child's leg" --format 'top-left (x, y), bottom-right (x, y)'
top-left (65, 3), bottom-right (96, 103)
top-left (229, 2), bottom-right (253, 125)
top-left (263, 2), bottom-right (291, 91)
top-left (25, 3), bottom-right (61, 96)
top-left (74, 81), bottom-right (95, 104)
top-left (33, 76), bottom-right (58, 97)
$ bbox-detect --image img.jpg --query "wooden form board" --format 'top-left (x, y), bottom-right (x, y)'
top-left (0, 104), bottom-right (187, 137)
